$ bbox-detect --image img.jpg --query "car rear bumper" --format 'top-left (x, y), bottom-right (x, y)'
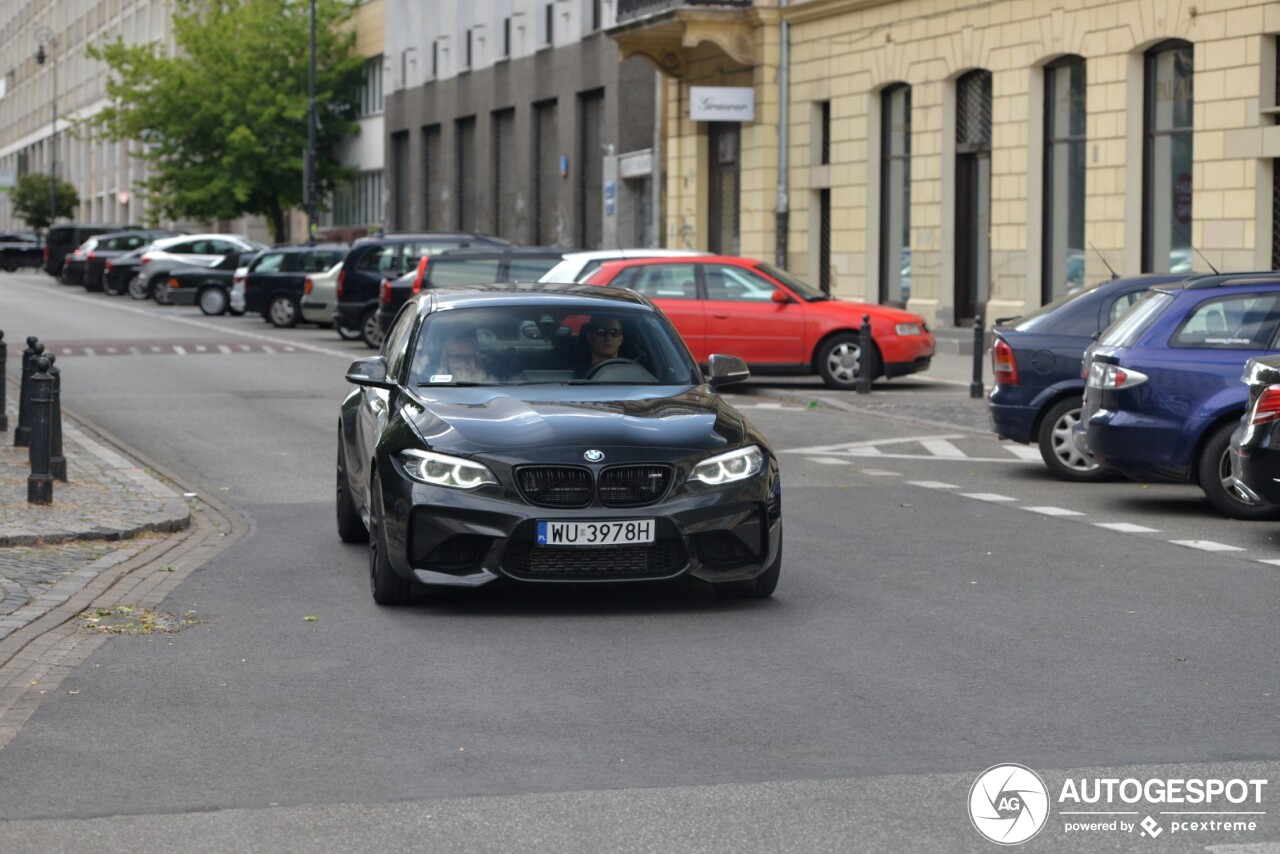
top-left (1075, 412), bottom-right (1192, 483)
top-left (1232, 425), bottom-right (1280, 504)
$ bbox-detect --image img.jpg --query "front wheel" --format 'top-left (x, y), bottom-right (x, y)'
top-left (817, 334), bottom-right (880, 390)
top-left (268, 295), bottom-right (300, 328)
top-left (369, 478), bottom-right (412, 606)
top-left (198, 286), bottom-right (230, 316)
top-left (1198, 421), bottom-right (1280, 520)
top-left (1036, 398), bottom-right (1115, 482)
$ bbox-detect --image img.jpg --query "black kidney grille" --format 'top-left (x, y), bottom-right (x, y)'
top-left (503, 539), bottom-right (686, 579)
top-left (516, 466), bottom-right (593, 508)
top-left (598, 465), bottom-right (672, 507)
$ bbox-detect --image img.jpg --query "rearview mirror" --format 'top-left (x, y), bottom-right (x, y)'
top-left (706, 354), bottom-right (750, 389)
top-left (771, 290), bottom-right (791, 304)
top-left (346, 356), bottom-right (396, 389)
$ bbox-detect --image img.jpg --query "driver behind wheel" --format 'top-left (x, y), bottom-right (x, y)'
top-left (574, 315), bottom-right (627, 378)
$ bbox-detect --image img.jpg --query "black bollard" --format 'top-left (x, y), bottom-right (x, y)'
top-left (48, 352), bottom-right (65, 482)
top-left (856, 314), bottom-right (873, 395)
top-left (970, 314), bottom-right (985, 399)
top-left (27, 355), bottom-right (53, 505)
top-left (0, 330), bottom-right (7, 432)
top-left (15, 337), bottom-right (42, 447)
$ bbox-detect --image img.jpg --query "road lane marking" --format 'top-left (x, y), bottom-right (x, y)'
top-left (1024, 506), bottom-right (1085, 516)
top-left (218, 345), bottom-right (232, 354)
top-left (1258, 559), bottom-right (1280, 566)
top-left (859, 469), bottom-right (901, 477)
top-left (1004, 445), bottom-right (1043, 461)
top-left (1095, 522), bottom-right (1161, 533)
top-left (961, 493), bottom-right (1016, 502)
top-left (173, 345), bottom-right (186, 355)
top-left (807, 457), bottom-right (851, 465)
top-left (1170, 540), bottom-right (1245, 552)
top-left (920, 438), bottom-right (967, 458)
top-left (908, 481), bottom-right (958, 489)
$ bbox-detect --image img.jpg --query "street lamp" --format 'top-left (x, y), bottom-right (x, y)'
top-left (34, 26), bottom-right (58, 230)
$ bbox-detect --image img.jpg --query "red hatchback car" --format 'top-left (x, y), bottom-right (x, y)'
top-left (581, 256), bottom-right (935, 389)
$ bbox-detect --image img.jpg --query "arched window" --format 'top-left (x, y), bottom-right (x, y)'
top-left (1143, 40), bottom-right (1194, 272)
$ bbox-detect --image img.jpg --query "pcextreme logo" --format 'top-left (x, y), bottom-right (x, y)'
top-left (968, 764), bottom-right (1269, 845)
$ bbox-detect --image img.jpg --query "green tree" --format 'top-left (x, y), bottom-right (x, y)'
top-left (9, 173), bottom-right (79, 231)
top-left (87, 0), bottom-right (365, 241)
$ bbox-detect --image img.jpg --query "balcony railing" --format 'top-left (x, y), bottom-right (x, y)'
top-left (616, 0), bottom-right (752, 25)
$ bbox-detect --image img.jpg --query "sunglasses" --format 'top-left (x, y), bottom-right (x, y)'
top-left (590, 327), bottom-right (623, 338)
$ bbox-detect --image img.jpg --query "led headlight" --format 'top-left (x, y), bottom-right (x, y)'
top-left (398, 449), bottom-right (497, 489)
top-left (895, 322), bottom-right (923, 336)
top-left (690, 445), bottom-right (764, 485)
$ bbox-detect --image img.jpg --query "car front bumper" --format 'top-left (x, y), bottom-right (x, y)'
top-left (375, 459), bottom-right (782, 589)
top-left (1231, 424), bottom-right (1280, 505)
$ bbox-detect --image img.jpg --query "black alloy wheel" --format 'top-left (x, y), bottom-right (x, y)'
top-left (368, 476), bottom-right (412, 605)
top-left (336, 436), bottom-right (369, 544)
top-left (713, 528), bottom-right (783, 599)
top-left (1198, 421), bottom-right (1280, 521)
top-left (198, 286), bottom-right (230, 316)
top-left (268, 296), bottom-right (301, 328)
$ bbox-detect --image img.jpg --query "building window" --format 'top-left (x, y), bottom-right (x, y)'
top-left (1043, 56), bottom-right (1086, 302)
top-left (456, 117), bottom-right (477, 230)
top-left (544, 3), bottom-right (554, 47)
top-left (592, 0), bottom-right (602, 32)
top-left (818, 189), bottom-right (831, 294)
top-left (391, 131), bottom-right (409, 229)
top-left (432, 41), bottom-right (438, 78)
top-left (423, 125), bottom-right (442, 230)
top-left (464, 30), bottom-right (472, 70)
top-left (493, 109), bottom-right (516, 240)
top-left (502, 18), bottom-right (511, 58)
top-left (578, 89), bottom-right (604, 249)
top-left (534, 99), bottom-right (559, 245)
top-left (1144, 40), bottom-right (1194, 273)
top-left (356, 56), bottom-right (384, 118)
top-left (329, 170), bottom-right (384, 228)
top-left (1272, 159), bottom-right (1280, 269)
top-left (880, 84), bottom-right (910, 305)
top-left (820, 100), bottom-right (831, 166)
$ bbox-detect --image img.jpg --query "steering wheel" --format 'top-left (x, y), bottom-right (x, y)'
top-left (586, 357), bottom-right (636, 379)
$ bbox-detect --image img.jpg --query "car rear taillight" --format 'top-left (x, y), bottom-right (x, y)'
top-left (1087, 362), bottom-right (1149, 390)
top-left (379, 279), bottom-right (391, 305)
top-left (140, 255), bottom-right (151, 265)
top-left (44, 245), bottom-right (50, 262)
top-left (336, 268), bottom-right (345, 298)
top-left (412, 256), bottom-right (430, 295)
top-left (304, 276), bottom-right (314, 296)
top-left (87, 252), bottom-right (97, 261)
top-left (1248, 385), bottom-right (1280, 426)
top-left (991, 338), bottom-right (1018, 386)
top-left (105, 261), bottom-right (114, 271)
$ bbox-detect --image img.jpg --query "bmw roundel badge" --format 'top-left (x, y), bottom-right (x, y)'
top-left (584, 449), bottom-right (605, 462)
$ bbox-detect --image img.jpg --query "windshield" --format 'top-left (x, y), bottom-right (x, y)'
top-left (756, 263), bottom-right (828, 301)
top-left (1097, 290), bottom-right (1175, 347)
top-left (411, 303), bottom-right (701, 387)
top-left (1007, 284), bottom-right (1101, 330)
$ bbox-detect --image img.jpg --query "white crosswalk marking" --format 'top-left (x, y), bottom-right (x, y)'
top-left (783, 434), bottom-right (1040, 464)
top-left (174, 346), bottom-right (186, 355)
top-left (859, 469), bottom-right (901, 477)
top-left (1170, 540), bottom-right (1244, 552)
top-left (1024, 506), bottom-right (1085, 516)
top-left (962, 493), bottom-right (1015, 502)
top-left (908, 481), bottom-right (958, 489)
top-left (195, 345), bottom-right (207, 353)
top-left (218, 345), bottom-right (232, 354)
top-left (807, 457), bottom-right (850, 465)
top-left (1004, 445), bottom-right (1043, 461)
top-left (920, 439), bottom-right (967, 458)
top-left (1258, 559), bottom-right (1280, 566)
top-left (1095, 522), bottom-right (1161, 533)
top-left (84, 348), bottom-right (95, 357)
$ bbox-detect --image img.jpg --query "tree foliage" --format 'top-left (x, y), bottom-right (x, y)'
top-left (87, 0), bottom-right (365, 241)
top-left (10, 173), bottom-right (79, 231)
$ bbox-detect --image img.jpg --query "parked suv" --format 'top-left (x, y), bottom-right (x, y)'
top-left (333, 232), bottom-right (510, 348)
top-left (0, 231), bottom-right (42, 272)
top-left (987, 273), bottom-right (1188, 481)
top-left (376, 246), bottom-right (572, 335)
top-left (1075, 273), bottom-right (1280, 520)
top-left (131, 233), bottom-right (268, 301)
top-left (242, 244), bottom-right (349, 327)
top-left (44, 223), bottom-right (143, 278)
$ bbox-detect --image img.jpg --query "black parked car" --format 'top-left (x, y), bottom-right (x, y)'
top-left (338, 284), bottom-right (782, 605)
top-left (0, 232), bottom-right (42, 272)
top-left (43, 223), bottom-right (142, 278)
top-left (164, 250), bottom-right (262, 315)
top-left (375, 246), bottom-right (571, 334)
top-left (82, 230), bottom-right (183, 291)
top-left (102, 247), bottom-right (148, 296)
top-left (987, 273), bottom-right (1188, 481)
top-left (333, 232), bottom-right (510, 349)
top-left (1229, 354), bottom-right (1280, 506)
top-left (243, 244), bottom-right (348, 327)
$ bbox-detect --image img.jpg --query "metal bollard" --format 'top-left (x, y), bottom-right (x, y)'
top-left (48, 352), bottom-right (65, 482)
top-left (970, 314), bottom-right (985, 399)
top-left (856, 314), bottom-right (873, 395)
top-left (27, 355), bottom-right (53, 505)
top-left (0, 330), bottom-right (7, 433)
top-left (14, 337), bottom-right (42, 447)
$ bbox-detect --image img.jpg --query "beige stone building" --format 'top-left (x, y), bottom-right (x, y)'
top-left (612, 0), bottom-right (1280, 333)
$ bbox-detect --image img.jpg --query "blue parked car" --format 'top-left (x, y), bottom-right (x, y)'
top-left (988, 274), bottom-right (1187, 481)
top-left (1075, 273), bottom-right (1280, 520)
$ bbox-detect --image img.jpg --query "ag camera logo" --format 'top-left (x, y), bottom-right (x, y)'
top-left (969, 764), bottom-right (1050, 845)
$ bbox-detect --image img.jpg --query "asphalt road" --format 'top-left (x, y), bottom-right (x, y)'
top-left (1, 273), bottom-right (1277, 853)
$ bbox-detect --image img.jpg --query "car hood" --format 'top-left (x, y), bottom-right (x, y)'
top-left (827, 299), bottom-right (925, 325)
top-left (399, 386), bottom-right (746, 458)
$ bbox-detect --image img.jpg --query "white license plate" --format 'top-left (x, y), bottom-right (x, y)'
top-left (536, 519), bottom-right (655, 547)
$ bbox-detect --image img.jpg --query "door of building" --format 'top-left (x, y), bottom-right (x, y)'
top-left (707, 123), bottom-right (740, 255)
top-left (954, 70), bottom-right (992, 325)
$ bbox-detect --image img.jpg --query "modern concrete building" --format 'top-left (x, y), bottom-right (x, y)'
top-left (0, 0), bottom-right (385, 244)
top-left (612, 0), bottom-right (1280, 332)
top-left (383, 0), bottom-right (663, 249)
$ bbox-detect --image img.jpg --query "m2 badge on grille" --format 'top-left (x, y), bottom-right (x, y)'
top-left (536, 519), bottom-right (654, 546)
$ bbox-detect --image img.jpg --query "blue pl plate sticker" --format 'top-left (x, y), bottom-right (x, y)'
top-left (536, 521), bottom-right (548, 544)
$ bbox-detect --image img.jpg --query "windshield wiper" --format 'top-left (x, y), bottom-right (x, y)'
top-left (417, 381), bottom-right (489, 387)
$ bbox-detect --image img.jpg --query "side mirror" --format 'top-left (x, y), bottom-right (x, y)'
top-left (771, 289), bottom-right (791, 304)
top-left (706, 354), bottom-right (750, 389)
top-left (346, 356), bottom-right (396, 389)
